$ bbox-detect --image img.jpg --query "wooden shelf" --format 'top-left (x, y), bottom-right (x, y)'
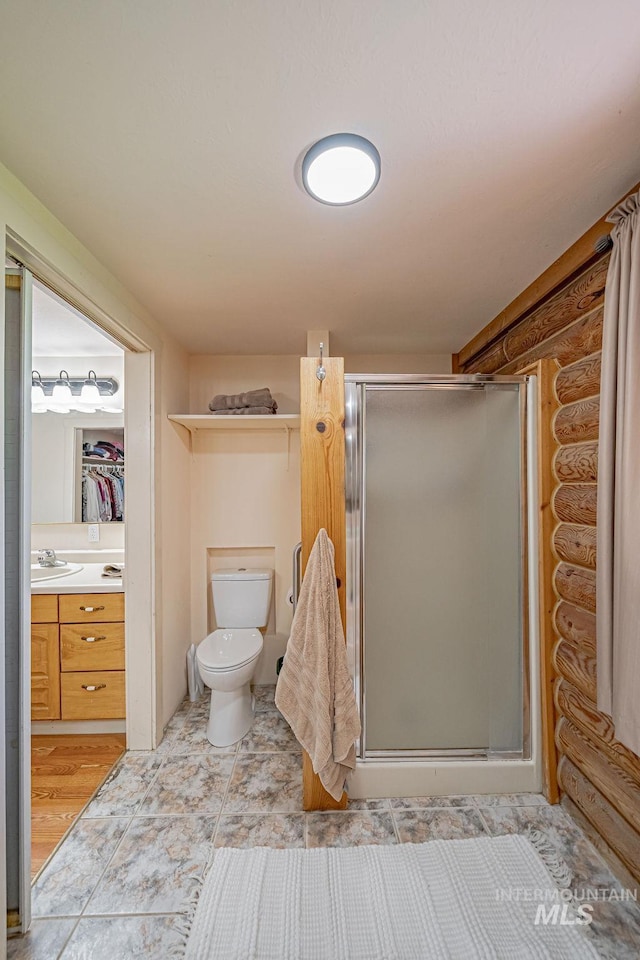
top-left (168, 414), bottom-right (300, 434)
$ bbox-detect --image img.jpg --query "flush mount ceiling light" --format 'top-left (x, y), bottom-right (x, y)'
top-left (302, 133), bottom-right (381, 205)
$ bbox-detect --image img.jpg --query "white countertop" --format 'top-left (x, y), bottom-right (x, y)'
top-left (31, 562), bottom-right (124, 595)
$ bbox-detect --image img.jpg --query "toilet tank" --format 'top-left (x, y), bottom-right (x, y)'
top-left (210, 568), bottom-right (273, 628)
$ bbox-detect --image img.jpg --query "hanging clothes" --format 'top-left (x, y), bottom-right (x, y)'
top-left (82, 466), bottom-right (125, 522)
top-left (82, 473), bottom-right (101, 522)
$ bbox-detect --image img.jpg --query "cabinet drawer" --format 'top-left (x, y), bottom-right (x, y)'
top-left (61, 671), bottom-right (125, 719)
top-left (60, 623), bottom-right (125, 672)
top-left (59, 593), bottom-right (124, 623)
top-left (31, 594), bottom-right (58, 623)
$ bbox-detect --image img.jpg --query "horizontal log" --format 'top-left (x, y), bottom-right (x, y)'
top-left (561, 795), bottom-right (640, 892)
top-left (554, 600), bottom-right (596, 658)
top-left (558, 755), bottom-right (640, 883)
top-left (556, 717), bottom-right (640, 833)
top-left (555, 353), bottom-right (601, 405)
top-left (554, 561), bottom-right (596, 613)
top-left (503, 258), bottom-right (608, 363)
top-left (552, 484), bottom-right (597, 526)
top-left (555, 680), bottom-right (640, 789)
top-left (554, 441), bottom-right (598, 483)
top-left (553, 523), bottom-right (596, 569)
top-left (554, 397), bottom-right (599, 445)
top-left (553, 639), bottom-right (597, 703)
top-left (466, 339), bottom-right (508, 375)
top-left (499, 307), bottom-right (603, 375)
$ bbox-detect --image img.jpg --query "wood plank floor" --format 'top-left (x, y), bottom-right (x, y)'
top-left (31, 733), bottom-right (126, 877)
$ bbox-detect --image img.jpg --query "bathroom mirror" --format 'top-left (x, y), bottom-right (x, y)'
top-left (31, 412), bottom-right (124, 524)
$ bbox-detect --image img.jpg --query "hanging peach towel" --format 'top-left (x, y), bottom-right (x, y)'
top-left (276, 528), bottom-right (360, 801)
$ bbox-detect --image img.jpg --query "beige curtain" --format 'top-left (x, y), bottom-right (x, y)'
top-left (596, 189), bottom-right (640, 756)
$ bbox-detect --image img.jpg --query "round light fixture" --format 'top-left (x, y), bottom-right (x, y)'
top-left (302, 133), bottom-right (380, 205)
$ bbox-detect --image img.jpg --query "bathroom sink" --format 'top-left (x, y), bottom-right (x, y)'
top-left (30, 562), bottom-right (83, 582)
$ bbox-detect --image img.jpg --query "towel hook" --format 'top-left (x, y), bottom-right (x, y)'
top-left (316, 342), bottom-right (326, 382)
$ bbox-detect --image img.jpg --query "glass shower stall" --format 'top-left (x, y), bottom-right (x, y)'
top-left (345, 375), bottom-right (537, 784)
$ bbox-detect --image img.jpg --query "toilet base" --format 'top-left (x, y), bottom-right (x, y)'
top-left (206, 681), bottom-right (254, 747)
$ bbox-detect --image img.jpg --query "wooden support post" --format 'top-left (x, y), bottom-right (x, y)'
top-left (300, 356), bottom-right (348, 810)
top-left (518, 359), bottom-right (560, 803)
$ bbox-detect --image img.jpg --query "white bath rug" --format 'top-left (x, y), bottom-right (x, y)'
top-left (180, 834), bottom-right (599, 959)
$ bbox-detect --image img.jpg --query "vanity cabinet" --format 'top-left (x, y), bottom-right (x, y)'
top-left (31, 592), bottom-right (126, 721)
top-left (31, 596), bottom-right (61, 720)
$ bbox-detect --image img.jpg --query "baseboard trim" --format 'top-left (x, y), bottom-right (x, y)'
top-left (32, 719), bottom-right (126, 735)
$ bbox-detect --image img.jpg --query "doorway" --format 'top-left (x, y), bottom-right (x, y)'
top-left (29, 278), bottom-right (127, 876)
top-left (4, 253), bottom-right (156, 937)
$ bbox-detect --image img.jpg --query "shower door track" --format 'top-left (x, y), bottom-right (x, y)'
top-left (345, 373), bottom-right (533, 763)
top-left (363, 749), bottom-right (488, 761)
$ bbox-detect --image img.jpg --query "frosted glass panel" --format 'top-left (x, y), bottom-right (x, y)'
top-left (362, 385), bottom-right (522, 752)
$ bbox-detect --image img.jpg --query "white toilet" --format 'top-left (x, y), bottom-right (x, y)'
top-left (196, 567), bottom-right (273, 747)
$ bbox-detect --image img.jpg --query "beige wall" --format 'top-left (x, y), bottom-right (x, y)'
top-left (344, 353), bottom-right (451, 373)
top-left (189, 355), bottom-right (300, 414)
top-left (188, 355), bottom-right (300, 683)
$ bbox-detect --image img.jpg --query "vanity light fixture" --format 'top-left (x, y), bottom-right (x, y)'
top-left (302, 133), bottom-right (381, 205)
top-left (30, 370), bottom-right (120, 413)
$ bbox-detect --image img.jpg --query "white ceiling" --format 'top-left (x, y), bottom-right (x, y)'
top-left (32, 281), bottom-right (124, 358)
top-left (2, 1), bottom-right (640, 356)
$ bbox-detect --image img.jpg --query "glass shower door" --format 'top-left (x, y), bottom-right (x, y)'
top-left (349, 379), bottom-right (526, 757)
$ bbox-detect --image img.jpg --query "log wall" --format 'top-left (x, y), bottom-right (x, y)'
top-left (458, 251), bottom-right (640, 884)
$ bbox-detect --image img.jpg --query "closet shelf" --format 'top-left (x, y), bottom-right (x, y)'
top-left (168, 414), bottom-right (300, 434)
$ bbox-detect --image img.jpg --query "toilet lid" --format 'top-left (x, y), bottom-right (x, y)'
top-left (197, 628), bottom-right (263, 671)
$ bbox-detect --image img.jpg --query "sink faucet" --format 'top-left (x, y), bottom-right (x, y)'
top-left (37, 548), bottom-right (59, 567)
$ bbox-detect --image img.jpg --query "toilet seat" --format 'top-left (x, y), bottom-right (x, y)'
top-left (197, 628), bottom-right (262, 672)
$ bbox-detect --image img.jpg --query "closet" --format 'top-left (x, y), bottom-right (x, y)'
top-left (75, 426), bottom-right (125, 522)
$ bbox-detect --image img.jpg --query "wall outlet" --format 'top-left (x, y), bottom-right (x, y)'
top-left (88, 524), bottom-right (100, 543)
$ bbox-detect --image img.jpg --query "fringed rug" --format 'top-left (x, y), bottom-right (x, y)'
top-left (180, 833), bottom-right (599, 959)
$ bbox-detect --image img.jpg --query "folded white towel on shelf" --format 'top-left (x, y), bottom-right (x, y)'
top-left (101, 563), bottom-right (124, 578)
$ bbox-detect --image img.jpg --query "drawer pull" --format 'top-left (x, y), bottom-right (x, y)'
top-left (80, 605), bottom-right (105, 613)
top-left (81, 635), bottom-right (106, 643)
top-left (81, 683), bottom-right (107, 692)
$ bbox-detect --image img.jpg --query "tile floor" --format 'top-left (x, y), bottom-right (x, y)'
top-left (10, 686), bottom-right (640, 959)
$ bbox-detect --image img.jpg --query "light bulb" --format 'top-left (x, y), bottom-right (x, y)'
top-left (31, 382), bottom-right (45, 406)
top-left (80, 381), bottom-right (101, 404)
top-left (50, 371), bottom-right (72, 412)
top-left (31, 370), bottom-right (46, 411)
